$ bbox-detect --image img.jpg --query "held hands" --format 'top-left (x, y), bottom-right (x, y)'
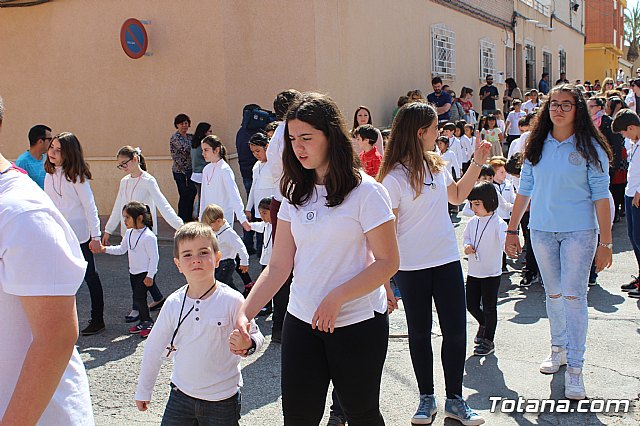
top-left (245, 211), bottom-right (252, 221)
top-left (88, 239), bottom-right (101, 254)
top-left (464, 244), bottom-right (476, 255)
top-left (229, 324), bottom-right (252, 356)
top-left (135, 400), bottom-right (150, 411)
top-left (241, 221), bottom-right (252, 232)
top-left (143, 277), bottom-right (154, 288)
top-left (505, 233), bottom-right (522, 258)
top-left (312, 289), bottom-right (344, 333)
top-left (238, 265), bottom-right (249, 274)
top-left (101, 233), bottom-right (110, 246)
top-left (384, 282), bottom-right (398, 314)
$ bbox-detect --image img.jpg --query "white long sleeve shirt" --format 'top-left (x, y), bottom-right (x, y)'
top-left (625, 139), bottom-right (640, 197)
top-left (135, 283), bottom-right (264, 402)
top-left (463, 213), bottom-right (507, 278)
top-left (249, 221), bottom-right (273, 266)
top-left (245, 161), bottom-right (276, 212)
top-left (493, 180), bottom-right (516, 220)
top-left (462, 189), bottom-right (512, 218)
top-left (105, 171), bottom-right (183, 236)
top-left (105, 227), bottom-right (159, 278)
top-left (264, 122), bottom-right (285, 201)
top-left (440, 150), bottom-right (461, 179)
top-left (216, 221), bottom-right (249, 265)
top-left (44, 167), bottom-right (101, 243)
top-left (448, 137), bottom-right (466, 169)
top-left (459, 135), bottom-right (474, 162)
top-left (199, 161), bottom-right (248, 224)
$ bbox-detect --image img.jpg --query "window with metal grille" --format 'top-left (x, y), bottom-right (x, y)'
top-left (431, 24), bottom-right (456, 80)
top-left (543, 51), bottom-right (552, 77)
top-left (525, 44), bottom-right (536, 89)
top-left (480, 38), bottom-right (496, 79)
top-left (559, 48), bottom-right (567, 74)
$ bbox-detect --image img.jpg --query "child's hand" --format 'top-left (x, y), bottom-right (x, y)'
top-left (383, 281), bottom-right (398, 314)
top-left (143, 277), bottom-right (153, 287)
top-left (238, 265), bottom-right (249, 274)
top-left (88, 239), bottom-right (101, 254)
top-left (245, 211), bottom-right (252, 221)
top-left (464, 244), bottom-right (476, 255)
top-left (241, 221), bottom-right (251, 232)
top-left (99, 244), bottom-right (107, 253)
top-left (229, 327), bottom-right (252, 356)
top-left (101, 233), bottom-right (110, 246)
top-left (136, 400), bottom-right (150, 411)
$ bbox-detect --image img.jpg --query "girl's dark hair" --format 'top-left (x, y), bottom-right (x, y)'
top-left (484, 114), bottom-right (497, 130)
top-left (525, 84), bottom-right (613, 170)
top-left (201, 135), bottom-right (227, 162)
top-left (174, 113), bottom-right (191, 128)
top-left (460, 87), bottom-right (473, 98)
top-left (377, 102), bottom-right (445, 198)
top-left (505, 152), bottom-right (523, 175)
top-left (44, 132), bottom-right (92, 183)
top-left (436, 136), bottom-right (449, 145)
top-left (123, 201), bottom-right (153, 230)
top-left (258, 196), bottom-right (272, 211)
top-left (455, 120), bottom-right (467, 136)
top-left (117, 145), bottom-right (147, 171)
top-left (192, 122), bottom-right (212, 149)
top-left (249, 131), bottom-right (269, 147)
top-left (478, 164), bottom-right (495, 178)
top-left (468, 181), bottom-right (498, 213)
top-left (274, 89), bottom-right (302, 120)
top-left (505, 78), bottom-right (518, 90)
top-left (281, 92), bottom-right (361, 208)
top-left (352, 105), bottom-right (373, 131)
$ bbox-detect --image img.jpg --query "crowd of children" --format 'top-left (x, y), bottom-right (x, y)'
top-left (6, 79), bottom-right (639, 426)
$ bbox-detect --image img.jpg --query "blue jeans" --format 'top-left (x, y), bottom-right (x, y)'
top-left (530, 229), bottom-right (597, 368)
top-left (161, 384), bottom-right (240, 426)
top-left (625, 195), bottom-right (640, 270)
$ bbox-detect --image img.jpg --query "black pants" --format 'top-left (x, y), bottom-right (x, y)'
top-left (272, 275), bottom-right (291, 334)
top-left (394, 261), bottom-right (466, 398)
top-left (465, 275), bottom-right (501, 341)
top-left (281, 312), bottom-right (388, 426)
top-left (173, 171), bottom-right (197, 223)
top-left (80, 241), bottom-right (104, 323)
top-left (234, 255), bottom-right (252, 286)
top-left (130, 272), bottom-right (152, 323)
top-left (610, 182), bottom-right (626, 215)
top-left (216, 259), bottom-right (239, 291)
top-left (521, 211), bottom-right (539, 276)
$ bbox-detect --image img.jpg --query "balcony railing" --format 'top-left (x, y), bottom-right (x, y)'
top-left (520, 0), bottom-right (551, 17)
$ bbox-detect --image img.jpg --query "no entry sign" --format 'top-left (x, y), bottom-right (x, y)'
top-left (120, 18), bottom-right (148, 59)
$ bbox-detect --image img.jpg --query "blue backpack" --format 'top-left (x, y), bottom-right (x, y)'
top-left (242, 104), bottom-right (277, 130)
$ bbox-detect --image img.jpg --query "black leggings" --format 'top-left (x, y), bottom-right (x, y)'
top-left (281, 312), bottom-right (388, 426)
top-left (394, 261), bottom-right (466, 398)
top-left (130, 272), bottom-right (153, 323)
top-left (80, 241), bottom-right (104, 323)
top-left (521, 211), bottom-right (539, 275)
top-left (465, 275), bottom-right (501, 341)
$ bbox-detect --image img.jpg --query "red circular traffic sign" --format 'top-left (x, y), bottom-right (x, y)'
top-left (120, 18), bottom-right (148, 59)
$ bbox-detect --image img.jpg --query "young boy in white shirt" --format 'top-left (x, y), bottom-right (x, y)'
top-left (135, 222), bottom-right (263, 424)
top-left (201, 203), bottom-right (251, 293)
top-left (441, 122), bottom-right (465, 174)
top-left (505, 99), bottom-right (526, 149)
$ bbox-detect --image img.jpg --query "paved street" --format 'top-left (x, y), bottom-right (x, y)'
top-left (78, 215), bottom-right (640, 425)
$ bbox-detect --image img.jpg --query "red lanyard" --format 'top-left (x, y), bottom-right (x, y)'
top-left (126, 174), bottom-right (142, 200)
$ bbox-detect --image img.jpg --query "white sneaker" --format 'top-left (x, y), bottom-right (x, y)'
top-left (539, 346), bottom-right (567, 374)
top-left (565, 367), bottom-right (586, 400)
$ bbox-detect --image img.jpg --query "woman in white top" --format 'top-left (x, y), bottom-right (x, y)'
top-left (103, 146), bottom-right (183, 321)
top-left (44, 132), bottom-right (106, 337)
top-left (198, 135), bottom-right (251, 232)
top-left (234, 93), bottom-right (399, 425)
top-left (378, 102), bottom-right (490, 426)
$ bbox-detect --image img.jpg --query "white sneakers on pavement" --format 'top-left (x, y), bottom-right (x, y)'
top-left (540, 346), bottom-right (586, 399)
top-left (539, 346), bottom-right (567, 374)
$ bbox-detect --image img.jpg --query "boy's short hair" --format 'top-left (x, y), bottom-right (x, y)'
top-left (381, 128), bottom-right (391, 138)
top-left (355, 124), bottom-right (378, 145)
top-left (264, 121), bottom-right (279, 134)
top-left (512, 99), bottom-right (522, 106)
top-left (612, 109), bottom-right (640, 133)
top-left (173, 222), bottom-right (219, 258)
top-left (258, 197), bottom-right (272, 211)
top-left (464, 123), bottom-right (474, 131)
top-left (518, 116), bottom-right (529, 127)
top-left (479, 164), bottom-right (495, 178)
top-left (505, 152), bottom-right (522, 176)
top-left (397, 96), bottom-right (410, 107)
top-left (489, 156), bottom-right (507, 170)
top-left (200, 203), bottom-right (225, 225)
top-left (436, 136), bottom-right (449, 145)
top-left (442, 122), bottom-right (456, 132)
top-left (468, 181), bottom-right (499, 213)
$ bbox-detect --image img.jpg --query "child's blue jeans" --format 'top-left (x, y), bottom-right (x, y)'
top-left (161, 384), bottom-right (240, 426)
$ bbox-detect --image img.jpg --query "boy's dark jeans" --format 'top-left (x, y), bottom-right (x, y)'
top-left (161, 384), bottom-right (240, 426)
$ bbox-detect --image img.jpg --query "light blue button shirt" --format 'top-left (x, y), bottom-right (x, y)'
top-left (518, 132), bottom-right (610, 232)
top-left (14, 150), bottom-right (46, 189)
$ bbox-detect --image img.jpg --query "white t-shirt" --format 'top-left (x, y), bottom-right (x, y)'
top-left (493, 180), bottom-right (515, 220)
top-left (381, 162), bottom-right (460, 270)
top-left (505, 111), bottom-right (526, 136)
top-left (522, 100), bottom-right (541, 114)
top-left (136, 283), bottom-right (263, 402)
top-left (105, 227), bottom-right (159, 278)
top-left (508, 131), bottom-right (529, 159)
top-left (277, 174), bottom-right (393, 327)
top-left (448, 137), bottom-right (466, 170)
top-left (463, 213), bottom-right (507, 278)
top-left (44, 166), bottom-right (101, 244)
top-left (440, 150), bottom-right (461, 179)
top-left (0, 169), bottom-right (94, 425)
top-left (625, 139), bottom-right (640, 197)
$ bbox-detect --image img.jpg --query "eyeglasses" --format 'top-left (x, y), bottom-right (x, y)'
top-left (549, 102), bottom-right (576, 112)
top-left (117, 158), bottom-right (133, 170)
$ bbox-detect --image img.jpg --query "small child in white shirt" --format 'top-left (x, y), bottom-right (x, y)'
top-left (436, 136), bottom-right (461, 180)
top-left (248, 197), bottom-right (275, 316)
top-left (462, 165), bottom-right (513, 218)
top-left (135, 222), bottom-right (263, 423)
top-left (101, 201), bottom-right (159, 338)
top-left (463, 182), bottom-right (507, 357)
top-left (201, 203), bottom-right (250, 293)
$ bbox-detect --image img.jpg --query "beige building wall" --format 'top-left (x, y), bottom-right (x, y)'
top-left (1, 0), bottom-right (528, 216)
